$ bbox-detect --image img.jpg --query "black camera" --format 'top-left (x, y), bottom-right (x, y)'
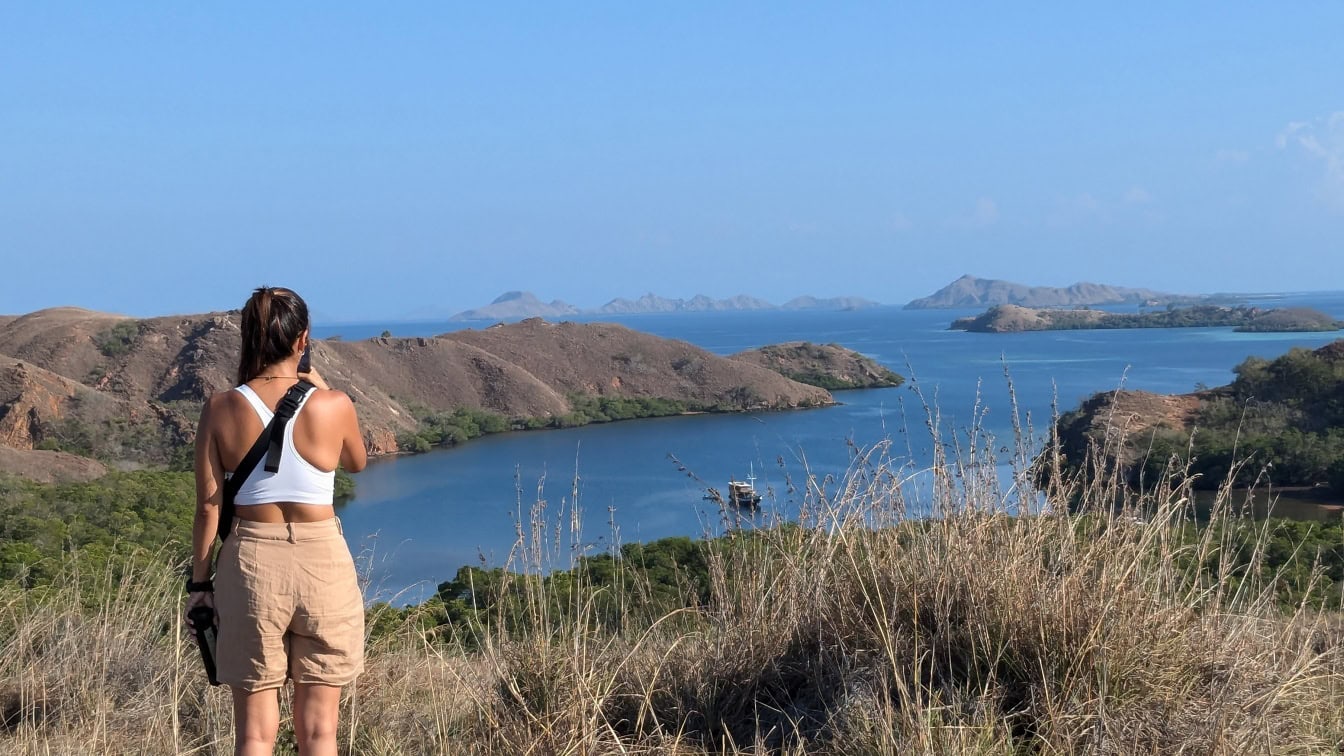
top-left (188, 606), bottom-right (220, 686)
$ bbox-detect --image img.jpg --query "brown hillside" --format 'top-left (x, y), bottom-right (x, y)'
top-left (446, 319), bottom-right (832, 409)
top-left (0, 307), bottom-right (130, 386)
top-left (1054, 389), bottom-right (1202, 471)
top-left (731, 342), bottom-right (904, 389)
top-left (0, 447), bottom-right (107, 483)
top-left (0, 309), bottom-right (837, 473)
top-left (0, 357), bottom-right (121, 449)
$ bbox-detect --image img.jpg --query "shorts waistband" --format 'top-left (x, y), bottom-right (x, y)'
top-left (230, 517), bottom-right (344, 542)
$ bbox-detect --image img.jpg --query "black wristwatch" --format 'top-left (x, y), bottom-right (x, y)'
top-left (185, 578), bottom-right (214, 593)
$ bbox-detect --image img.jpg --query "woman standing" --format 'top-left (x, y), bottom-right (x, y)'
top-left (186, 287), bottom-right (367, 756)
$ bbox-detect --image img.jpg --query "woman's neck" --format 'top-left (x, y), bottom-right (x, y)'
top-left (253, 358), bottom-right (300, 381)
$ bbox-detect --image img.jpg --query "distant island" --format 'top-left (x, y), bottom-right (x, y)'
top-left (906, 274), bottom-right (1206, 310)
top-left (450, 291), bottom-right (881, 321)
top-left (951, 304), bottom-right (1343, 334)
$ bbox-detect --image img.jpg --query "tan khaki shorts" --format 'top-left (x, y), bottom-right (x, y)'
top-left (215, 518), bottom-right (365, 691)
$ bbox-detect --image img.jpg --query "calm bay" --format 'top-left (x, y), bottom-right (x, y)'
top-left (315, 292), bottom-right (1344, 602)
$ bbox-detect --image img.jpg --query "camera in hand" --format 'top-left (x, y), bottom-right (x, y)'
top-left (188, 606), bottom-right (220, 686)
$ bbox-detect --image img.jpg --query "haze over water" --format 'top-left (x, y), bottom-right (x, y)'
top-left (317, 292), bottom-right (1344, 604)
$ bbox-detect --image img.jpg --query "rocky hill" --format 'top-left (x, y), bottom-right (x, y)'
top-left (951, 304), bottom-right (1342, 333)
top-left (730, 342), bottom-right (904, 390)
top-left (0, 308), bottom-right (851, 479)
top-left (907, 275), bottom-right (1199, 310)
top-left (1048, 340), bottom-right (1344, 492)
top-left (449, 291), bottom-right (580, 321)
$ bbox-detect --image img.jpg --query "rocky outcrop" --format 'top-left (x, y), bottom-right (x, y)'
top-left (731, 342), bottom-right (904, 390)
top-left (0, 358), bottom-right (117, 450)
top-left (1053, 389), bottom-right (1202, 473)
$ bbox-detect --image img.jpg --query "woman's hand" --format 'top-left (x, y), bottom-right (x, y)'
top-left (184, 590), bottom-right (216, 640)
top-left (299, 365), bottom-right (331, 391)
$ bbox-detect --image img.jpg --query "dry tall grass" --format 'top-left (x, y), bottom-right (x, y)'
top-left (3, 409), bottom-right (1343, 754)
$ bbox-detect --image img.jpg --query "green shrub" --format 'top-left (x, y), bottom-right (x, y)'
top-left (95, 320), bottom-right (142, 357)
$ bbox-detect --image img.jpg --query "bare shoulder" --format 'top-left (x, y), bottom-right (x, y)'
top-left (305, 388), bottom-right (356, 417)
top-left (201, 389), bottom-right (243, 423)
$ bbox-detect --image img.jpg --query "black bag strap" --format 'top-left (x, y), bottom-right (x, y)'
top-left (218, 380), bottom-right (316, 541)
top-left (264, 380), bottom-right (316, 473)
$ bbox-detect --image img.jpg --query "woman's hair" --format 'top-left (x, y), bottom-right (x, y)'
top-left (237, 286), bottom-right (310, 384)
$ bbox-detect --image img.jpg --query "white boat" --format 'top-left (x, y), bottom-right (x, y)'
top-left (726, 466), bottom-right (761, 508)
top-left (703, 466), bottom-right (763, 509)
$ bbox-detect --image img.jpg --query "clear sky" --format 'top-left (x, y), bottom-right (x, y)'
top-left (3, 3), bottom-right (1341, 321)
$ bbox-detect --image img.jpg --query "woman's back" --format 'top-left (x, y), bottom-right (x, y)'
top-left (204, 378), bottom-right (366, 520)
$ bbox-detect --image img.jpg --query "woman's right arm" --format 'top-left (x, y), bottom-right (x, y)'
top-left (337, 393), bottom-right (368, 473)
top-left (298, 367), bottom-right (367, 472)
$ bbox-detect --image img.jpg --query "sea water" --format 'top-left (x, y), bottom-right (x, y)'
top-left (314, 292), bottom-right (1344, 602)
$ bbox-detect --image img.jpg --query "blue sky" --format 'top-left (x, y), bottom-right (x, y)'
top-left (3, 3), bottom-right (1341, 321)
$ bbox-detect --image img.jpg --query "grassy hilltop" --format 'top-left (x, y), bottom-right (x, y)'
top-left (5, 402), bottom-right (1344, 752)
top-left (4, 326), bottom-right (1344, 752)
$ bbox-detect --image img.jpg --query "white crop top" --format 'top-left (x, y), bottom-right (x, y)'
top-left (230, 384), bottom-right (335, 506)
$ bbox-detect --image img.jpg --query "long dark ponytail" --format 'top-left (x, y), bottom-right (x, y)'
top-left (237, 286), bottom-right (310, 385)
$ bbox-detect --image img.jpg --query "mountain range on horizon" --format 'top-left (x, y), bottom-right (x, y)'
top-left (448, 291), bottom-right (882, 321)
top-left (903, 275), bottom-right (1211, 310)
top-left (377, 276), bottom-right (1273, 324)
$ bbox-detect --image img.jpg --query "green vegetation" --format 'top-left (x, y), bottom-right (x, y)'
top-left (1135, 346), bottom-right (1344, 491)
top-left (94, 319), bottom-right (143, 356)
top-left (334, 467), bottom-right (356, 501)
top-left (778, 368), bottom-right (898, 390)
top-left (0, 466), bottom-right (357, 588)
top-left (395, 405), bottom-right (515, 453)
top-left (394, 394), bottom-right (745, 454)
top-left (565, 394), bottom-right (694, 422)
top-left (0, 470), bottom-right (194, 587)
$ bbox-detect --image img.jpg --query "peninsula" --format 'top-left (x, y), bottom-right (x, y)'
top-left (1046, 340), bottom-right (1344, 494)
top-left (0, 307), bottom-right (902, 481)
top-left (950, 304), bottom-right (1342, 333)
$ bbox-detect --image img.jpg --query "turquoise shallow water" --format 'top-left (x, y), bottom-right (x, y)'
top-left (315, 292), bottom-right (1344, 603)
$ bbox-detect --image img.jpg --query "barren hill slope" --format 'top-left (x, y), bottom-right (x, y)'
top-left (447, 319), bottom-right (831, 409)
top-left (0, 308), bottom-right (842, 475)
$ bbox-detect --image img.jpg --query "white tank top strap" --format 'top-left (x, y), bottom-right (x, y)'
top-left (234, 384), bottom-right (275, 423)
